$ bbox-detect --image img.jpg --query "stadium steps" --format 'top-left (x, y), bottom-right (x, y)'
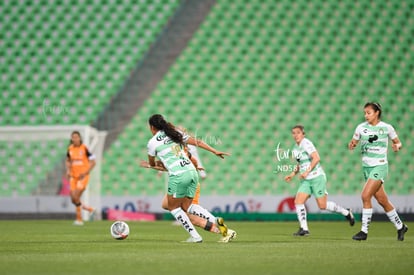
top-left (36, 0), bottom-right (218, 195)
top-left (93, 0), bottom-right (217, 150)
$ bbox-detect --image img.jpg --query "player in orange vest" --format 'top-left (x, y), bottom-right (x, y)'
top-left (66, 131), bottom-right (96, 225)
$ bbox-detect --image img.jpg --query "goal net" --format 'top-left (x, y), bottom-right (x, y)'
top-left (0, 125), bottom-right (107, 220)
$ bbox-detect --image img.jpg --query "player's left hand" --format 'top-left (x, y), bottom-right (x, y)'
top-left (299, 171), bottom-right (309, 179)
top-left (392, 143), bottom-right (401, 152)
top-left (214, 151), bottom-right (231, 159)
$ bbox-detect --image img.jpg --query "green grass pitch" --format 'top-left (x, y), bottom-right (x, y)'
top-left (0, 220), bottom-right (413, 275)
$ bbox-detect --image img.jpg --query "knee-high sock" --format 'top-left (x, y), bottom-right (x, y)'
top-left (361, 208), bottom-right (373, 233)
top-left (386, 209), bottom-right (403, 230)
top-left (171, 207), bottom-right (201, 238)
top-left (188, 204), bottom-right (216, 223)
top-left (295, 204), bottom-right (308, 231)
top-left (326, 201), bottom-right (350, 216)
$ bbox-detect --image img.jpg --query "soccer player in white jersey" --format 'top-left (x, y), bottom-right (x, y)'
top-left (140, 143), bottom-right (237, 243)
top-left (348, 102), bottom-right (408, 241)
top-left (145, 114), bottom-right (231, 243)
top-left (285, 125), bottom-right (355, 236)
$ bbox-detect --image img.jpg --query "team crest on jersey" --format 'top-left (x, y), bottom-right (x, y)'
top-left (156, 134), bottom-right (166, 141)
top-left (164, 138), bottom-right (173, 145)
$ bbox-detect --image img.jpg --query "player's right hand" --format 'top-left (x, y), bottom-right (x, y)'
top-left (139, 160), bottom-right (151, 168)
top-left (348, 141), bottom-right (356, 150)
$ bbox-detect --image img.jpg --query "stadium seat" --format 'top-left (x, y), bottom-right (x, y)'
top-left (2, 0), bottom-right (413, 197)
top-left (101, 0), bottom-right (414, 196)
top-left (0, 0), bottom-right (181, 196)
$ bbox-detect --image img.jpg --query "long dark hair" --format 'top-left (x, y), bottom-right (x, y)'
top-left (149, 114), bottom-right (184, 145)
top-left (364, 102), bottom-right (382, 118)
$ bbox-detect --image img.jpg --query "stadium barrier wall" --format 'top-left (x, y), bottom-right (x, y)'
top-left (1, 195), bottom-right (414, 221)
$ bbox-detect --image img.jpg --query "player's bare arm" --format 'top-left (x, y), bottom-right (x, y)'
top-left (186, 136), bottom-right (230, 158)
top-left (348, 138), bottom-right (359, 150)
top-left (79, 159), bottom-right (96, 180)
top-left (391, 137), bottom-right (402, 152)
top-left (140, 158), bottom-right (167, 171)
top-left (284, 164), bottom-right (299, 182)
top-left (65, 157), bottom-right (71, 179)
top-left (300, 151), bottom-right (320, 179)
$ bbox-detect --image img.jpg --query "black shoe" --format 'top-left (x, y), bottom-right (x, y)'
top-left (293, 227), bottom-right (310, 236)
top-left (352, 231), bottom-right (367, 241)
top-left (397, 224), bottom-right (408, 241)
top-left (346, 209), bottom-right (355, 226)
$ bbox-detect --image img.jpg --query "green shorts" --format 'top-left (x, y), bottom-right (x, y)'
top-left (363, 164), bottom-right (388, 183)
top-left (167, 170), bottom-right (198, 198)
top-left (297, 174), bottom-right (328, 198)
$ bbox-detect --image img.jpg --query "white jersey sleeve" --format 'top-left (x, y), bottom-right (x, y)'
top-left (352, 123), bottom-right (364, 141)
top-left (387, 124), bottom-right (398, 140)
top-left (147, 139), bottom-right (156, 157)
top-left (302, 139), bottom-right (317, 155)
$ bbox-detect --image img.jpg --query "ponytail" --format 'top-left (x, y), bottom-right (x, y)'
top-left (149, 114), bottom-right (184, 145)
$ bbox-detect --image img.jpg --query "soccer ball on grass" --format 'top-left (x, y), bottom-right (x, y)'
top-left (110, 221), bottom-right (130, 240)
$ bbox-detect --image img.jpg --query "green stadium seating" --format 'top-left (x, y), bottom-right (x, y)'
top-left (102, 0), bottom-right (414, 196)
top-left (0, 0), bottom-right (180, 127)
top-left (0, 0), bottom-right (181, 196)
top-left (2, 0), bottom-right (414, 197)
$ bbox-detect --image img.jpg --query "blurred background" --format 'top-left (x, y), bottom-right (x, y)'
top-left (1, 0), bottom-right (413, 219)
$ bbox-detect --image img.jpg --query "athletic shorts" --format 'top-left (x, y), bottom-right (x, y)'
top-left (70, 175), bottom-right (90, 191)
top-left (363, 164), bottom-right (388, 183)
top-left (167, 170), bottom-right (198, 198)
top-left (297, 174), bottom-right (328, 198)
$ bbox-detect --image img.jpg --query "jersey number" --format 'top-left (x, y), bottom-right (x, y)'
top-left (171, 145), bottom-right (191, 167)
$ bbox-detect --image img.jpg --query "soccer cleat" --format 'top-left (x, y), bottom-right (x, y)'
top-left (352, 231), bottom-right (367, 241)
top-left (397, 224), bottom-right (408, 241)
top-left (216, 217), bottom-right (228, 237)
top-left (182, 236), bottom-right (203, 243)
top-left (73, 220), bottom-right (84, 226)
top-left (346, 208), bottom-right (355, 226)
top-left (218, 229), bottom-right (237, 243)
top-left (293, 227), bottom-right (310, 236)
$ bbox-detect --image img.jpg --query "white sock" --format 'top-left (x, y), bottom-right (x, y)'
top-left (188, 204), bottom-right (216, 223)
top-left (326, 201), bottom-right (350, 216)
top-left (170, 207), bottom-right (201, 238)
top-left (361, 208), bottom-right (373, 234)
top-left (386, 209), bottom-right (403, 230)
top-left (295, 204), bottom-right (308, 231)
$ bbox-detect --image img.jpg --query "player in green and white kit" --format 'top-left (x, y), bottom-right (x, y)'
top-left (349, 102), bottom-right (408, 241)
top-left (285, 125), bottom-right (355, 236)
top-left (146, 114), bottom-right (230, 243)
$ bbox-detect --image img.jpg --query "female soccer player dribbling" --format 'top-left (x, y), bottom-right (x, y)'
top-left (285, 125), bottom-right (355, 236)
top-left (140, 144), bottom-right (237, 242)
top-left (348, 102), bottom-right (408, 241)
top-left (66, 131), bottom-right (96, 225)
top-left (145, 114), bottom-right (230, 242)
